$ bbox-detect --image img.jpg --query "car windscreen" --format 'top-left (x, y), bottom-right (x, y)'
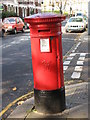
top-left (69, 18), bottom-right (83, 22)
top-left (3, 18), bottom-right (16, 24)
top-left (76, 13), bottom-right (82, 16)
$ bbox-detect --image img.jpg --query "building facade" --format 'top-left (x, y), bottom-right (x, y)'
top-left (41, 0), bottom-right (89, 16)
top-left (2, 0), bottom-right (42, 18)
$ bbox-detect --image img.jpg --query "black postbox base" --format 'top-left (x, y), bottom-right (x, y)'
top-left (34, 87), bottom-right (66, 114)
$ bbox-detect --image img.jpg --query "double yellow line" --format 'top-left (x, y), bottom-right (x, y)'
top-left (0, 91), bottom-right (34, 117)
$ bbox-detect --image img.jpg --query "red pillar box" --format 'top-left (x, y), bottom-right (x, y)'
top-left (24, 13), bottom-right (66, 113)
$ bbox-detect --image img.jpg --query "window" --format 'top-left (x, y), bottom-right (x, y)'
top-left (69, 18), bottom-right (83, 22)
top-left (17, 18), bottom-right (19, 23)
top-left (19, 18), bottom-right (23, 23)
top-left (3, 18), bottom-right (16, 24)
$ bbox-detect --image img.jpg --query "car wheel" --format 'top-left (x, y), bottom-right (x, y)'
top-left (22, 27), bottom-right (25, 33)
top-left (66, 29), bottom-right (68, 33)
top-left (2, 30), bottom-right (5, 37)
top-left (84, 27), bottom-right (86, 31)
top-left (82, 27), bottom-right (86, 32)
top-left (14, 28), bottom-right (17, 34)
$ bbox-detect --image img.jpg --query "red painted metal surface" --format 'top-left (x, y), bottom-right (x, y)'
top-left (25, 13), bottom-right (66, 90)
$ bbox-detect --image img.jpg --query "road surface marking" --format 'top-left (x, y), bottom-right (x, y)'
top-left (63, 61), bottom-right (71, 65)
top-left (71, 72), bottom-right (81, 79)
top-left (80, 53), bottom-right (86, 57)
top-left (79, 57), bottom-right (85, 61)
top-left (11, 41), bottom-right (16, 44)
top-left (69, 53), bottom-right (76, 57)
top-left (63, 66), bottom-right (68, 71)
top-left (74, 47), bottom-right (77, 50)
top-left (72, 42), bottom-right (81, 53)
top-left (19, 38), bottom-right (28, 41)
top-left (62, 38), bottom-right (74, 40)
top-left (76, 42), bottom-right (81, 47)
top-left (72, 50), bottom-right (75, 52)
top-left (3, 45), bottom-right (11, 48)
top-left (74, 66), bottom-right (83, 72)
top-left (0, 91), bottom-right (34, 117)
top-left (72, 53), bottom-right (88, 55)
top-left (66, 57), bottom-right (73, 60)
top-left (77, 61), bottom-right (84, 65)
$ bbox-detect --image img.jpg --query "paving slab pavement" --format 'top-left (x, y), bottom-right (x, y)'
top-left (8, 82), bottom-right (88, 119)
top-left (7, 32), bottom-right (89, 119)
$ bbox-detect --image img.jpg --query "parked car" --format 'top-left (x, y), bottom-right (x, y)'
top-left (0, 19), bottom-right (2, 37)
top-left (2, 22), bottom-right (5, 37)
top-left (25, 22), bottom-right (29, 29)
top-left (65, 16), bottom-right (86, 32)
top-left (75, 12), bottom-right (88, 28)
top-left (3, 17), bottom-right (25, 34)
top-left (83, 15), bottom-right (88, 28)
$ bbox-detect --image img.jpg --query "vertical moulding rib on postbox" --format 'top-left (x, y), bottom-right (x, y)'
top-left (55, 22), bottom-right (64, 89)
top-left (59, 23), bottom-right (64, 87)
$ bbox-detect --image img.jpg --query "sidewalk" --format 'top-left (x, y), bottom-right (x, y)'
top-left (7, 31), bottom-right (89, 119)
top-left (8, 82), bottom-right (88, 119)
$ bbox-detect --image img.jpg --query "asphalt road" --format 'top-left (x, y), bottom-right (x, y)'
top-left (1, 31), bottom-right (81, 118)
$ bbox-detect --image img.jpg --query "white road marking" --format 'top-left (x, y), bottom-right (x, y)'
top-left (15, 41), bottom-right (21, 44)
top-left (80, 53), bottom-right (86, 57)
top-left (72, 50), bottom-right (75, 52)
top-left (77, 61), bottom-right (84, 65)
top-left (69, 53), bottom-right (90, 57)
top-left (3, 45), bottom-right (11, 48)
top-left (63, 66), bottom-right (68, 71)
top-left (69, 53), bottom-right (76, 57)
top-left (71, 42), bottom-right (81, 52)
top-left (11, 41), bottom-right (16, 44)
top-left (74, 66), bottom-right (83, 72)
top-left (19, 38), bottom-right (28, 41)
top-left (62, 38), bottom-right (74, 40)
top-left (79, 57), bottom-right (85, 61)
top-left (63, 61), bottom-right (71, 65)
top-left (66, 57), bottom-right (73, 60)
top-left (74, 47), bottom-right (77, 50)
top-left (76, 42), bottom-right (81, 47)
top-left (71, 72), bottom-right (81, 79)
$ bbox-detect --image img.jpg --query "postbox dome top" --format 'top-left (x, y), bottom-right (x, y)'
top-left (24, 13), bottom-right (66, 24)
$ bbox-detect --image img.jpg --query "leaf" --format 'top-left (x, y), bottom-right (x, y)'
top-left (17, 101), bottom-right (24, 105)
top-left (12, 87), bottom-right (17, 91)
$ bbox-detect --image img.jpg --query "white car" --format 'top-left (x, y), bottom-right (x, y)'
top-left (65, 17), bottom-right (86, 32)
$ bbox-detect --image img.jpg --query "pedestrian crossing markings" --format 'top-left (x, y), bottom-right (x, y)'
top-left (63, 53), bottom-right (88, 79)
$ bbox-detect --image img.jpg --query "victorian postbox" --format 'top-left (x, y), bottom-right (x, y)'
top-left (24, 13), bottom-right (66, 113)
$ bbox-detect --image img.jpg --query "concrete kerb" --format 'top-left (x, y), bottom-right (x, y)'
top-left (8, 82), bottom-right (88, 119)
